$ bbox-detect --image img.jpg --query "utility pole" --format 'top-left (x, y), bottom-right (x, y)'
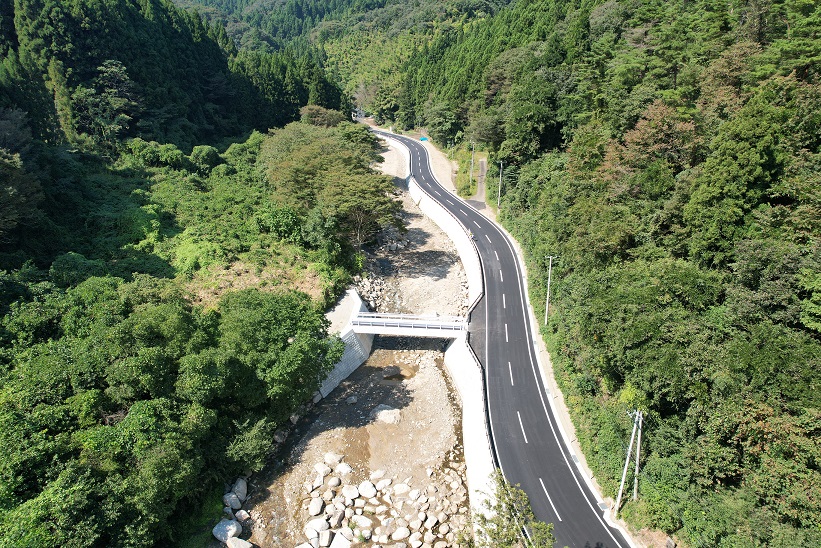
top-left (633, 410), bottom-right (643, 500)
top-left (543, 255), bottom-right (556, 325)
top-left (469, 141), bottom-right (475, 188)
top-left (497, 160), bottom-right (503, 212)
top-left (613, 409), bottom-right (642, 517)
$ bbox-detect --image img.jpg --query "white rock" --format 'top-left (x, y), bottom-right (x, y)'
top-left (424, 516), bottom-right (438, 530)
top-left (370, 469), bottom-right (386, 481)
top-left (351, 515), bottom-right (373, 529)
top-left (319, 530), bottom-right (333, 547)
top-left (338, 527), bottom-right (354, 541)
top-left (358, 481), bottom-right (377, 498)
top-left (392, 527), bottom-right (411, 540)
top-left (226, 538), bottom-right (253, 548)
top-left (438, 523), bottom-right (450, 535)
top-left (410, 541), bottom-right (423, 548)
top-left (232, 478), bottom-right (248, 501)
top-left (212, 519), bottom-right (241, 542)
top-left (309, 498), bottom-right (325, 516)
top-left (329, 533), bottom-right (352, 548)
top-left (369, 404), bottom-right (401, 424)
top-left (223, 492), bottom-right (242, 510)
top-left (329, 509), bottom-right (345, 528)
top-left (307, 517), bottom-right (330, 532)
top-left (408, 489), bottom-right (420, 501)
top-left (335, 463), bottom-right (353, 476)
top-left (324, 452), bottom-right (344, 465)
top-left (315, 463), bottom-right (332, 477)
top-left (394, 484), bottom-right (411, 496)
top-left (341, 485), bottom-right (359, 499)
top-left (296, 544), bottom-right (313, 548)
top-left (313, 473), bottom-right (325, 489)
top-left (234, 509), bottom-right (250, 522)
top-left (409, 519), bottom-right (422, 531)
top-left (376, 478), bottom-right (392, 491)
top-left (304, 527), bottom-right (319, 540)
top-left (328, 477), bottom-right (342, 488)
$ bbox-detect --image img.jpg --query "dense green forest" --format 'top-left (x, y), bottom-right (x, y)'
top-left (0, 1), bottom-right (398, 545)
top-left (185, 0), bottom-right (821, 545)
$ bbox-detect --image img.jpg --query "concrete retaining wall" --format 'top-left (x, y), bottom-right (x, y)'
top-left (380, 133), bottom-right (495, 516)
top-left (444, 335), bottom-right (495, 514)
top-left (407, 178), bottom-right (483, 309)
top-left (320, 290), bottom-right (374, 398)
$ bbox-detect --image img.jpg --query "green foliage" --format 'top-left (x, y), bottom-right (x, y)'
top-left (471, 471), bottom-right (555, 547)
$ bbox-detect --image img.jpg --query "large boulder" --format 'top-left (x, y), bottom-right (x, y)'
top-left (341, 485), bottom-right (359, 499)
top-left (212, 519), bottom-right (241, 542)
top-left (232, 478), bottom-right (248, 501)
top-left (309, 498), bottom-right (325, 516)
top-left (369, 404), bottom-right (401, 424)
top-left (306, 517), bottom-right (330, 533)
top-left (226, 538), bottom-right (254, 548)
top-left (223, 492), bottom-right (242, 510)
top-left (358, 481), bottom-right (377, 499)
top-left (335, 463), bottom-right (353, 476)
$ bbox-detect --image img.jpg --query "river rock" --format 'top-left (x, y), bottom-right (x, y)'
top-left (358, 481), bottom-right (377, 498)
top-left (324, 452), bottom-right (343, 465)
top-left (232, 478), bottom-right (248, 501)
top-left (226, 538), bottom-right (253, 548)
top-left (341, 485), bottom-right (359, 499)
top-left (345, 395), bottom-right (358, 404)
top-left (309, 498), bottom-right (325, 516)
top-left (223, 492), bottom-right (242, 510)
top-left (330, 533), bottom-right (352, 548)
top-left (212, 519), bottom-right (241, 542)
top-left (234, 509), bottom-right (250, 522)
top-left (319, 530), bottom-right (333, 547)
top-left (392, 527), bottom-right (411, 541)
top-left (328, 476), bottom-right (341, 488)
top-left (376, 478), bottom-right (392, 491)
top-left (307, 517), bottom-right (330, 532)
top-left (369, 404), bottom-right (401, 424)
top-left (351, 514), bottom-right (373, 529)
top-left (335, 463), bottom-right (353, 476)
top-left (315, 463), bottom-right (332, 477)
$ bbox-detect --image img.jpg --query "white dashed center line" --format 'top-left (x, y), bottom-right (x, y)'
top-left (485, 234), bottom-right (491, 243)
top-left (473, 220), bottom-right (481, 228)
top-left (518, 411), bottom-right (528, 443)
top-left (494, 250), bottom-right (499, 260)
top-left (503, 294), bottom-right (506, 308)
top-left (460, 209), bottom-right (467, 215)
top-left (505, 323), bottom-right (508, 342)
top-left (509, 362), bottom-right (514, 386)
top-left (434, 190), bottom-right (442, 196)
top-left (539, 478), bottom-right (563, 521)
top-left (499, 269), bottom-right (504, 282)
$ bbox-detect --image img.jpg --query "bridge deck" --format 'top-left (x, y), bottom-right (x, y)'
top-left (350, 312), bottom-right (467, 338)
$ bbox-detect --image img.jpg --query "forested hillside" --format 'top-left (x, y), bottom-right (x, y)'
top-left (387, 1), bottom-right (820, 546)
top-left (0, 1), bottom-right (397, 545)
top-left (0, 0), bottom-right (343, 150)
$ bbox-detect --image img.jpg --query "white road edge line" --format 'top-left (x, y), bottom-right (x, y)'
top-left (539, 478), bottom-right (563, 522)
top-left (517, 411), bottom-right (528, 443)
top-left (509, 361), bottom-right (514, 386)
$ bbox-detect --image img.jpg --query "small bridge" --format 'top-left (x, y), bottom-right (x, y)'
top-left (350, 312), bottom-right (467, 338)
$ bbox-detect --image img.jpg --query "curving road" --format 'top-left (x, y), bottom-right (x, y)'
top-left (375, 130), bottom-right (629, 548)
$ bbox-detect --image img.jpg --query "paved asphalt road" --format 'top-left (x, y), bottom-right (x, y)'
top-left (375, 130), bottom-right (629, 548)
